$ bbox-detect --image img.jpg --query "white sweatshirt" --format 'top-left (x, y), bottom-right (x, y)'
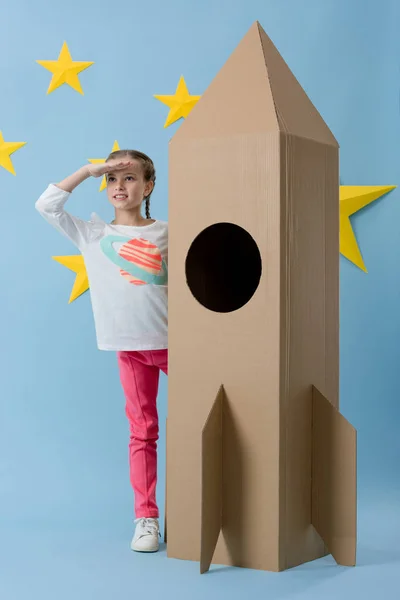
top-left (36, 184), bottom-right (168, 352)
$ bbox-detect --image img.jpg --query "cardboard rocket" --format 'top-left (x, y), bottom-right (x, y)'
top-left (166, 21), bottom-right (357, 573)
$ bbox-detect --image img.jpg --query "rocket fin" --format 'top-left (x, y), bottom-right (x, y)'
top-left (200, 385), bottom-right (225, 573)
top-left (311, 386), bottom-right (357, 566)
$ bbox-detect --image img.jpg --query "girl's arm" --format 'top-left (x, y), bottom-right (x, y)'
top-left (56, 165), bottom-right (91, 193)
top-left (56, 158), bottom-right (135, 192)
top-left (35, 159), bottom-right (135, 250)
top-left (35, 178), bottom-right (95, 251)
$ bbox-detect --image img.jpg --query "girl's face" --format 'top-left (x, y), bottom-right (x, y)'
top-left (106, 159), bottom-right (153, 211)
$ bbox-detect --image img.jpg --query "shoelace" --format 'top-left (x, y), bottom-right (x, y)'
top-left (134, 517), bottom-right (161, 537)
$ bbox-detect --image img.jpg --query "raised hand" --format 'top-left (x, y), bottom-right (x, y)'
top-left (87, 160), bottom-right (135, 178)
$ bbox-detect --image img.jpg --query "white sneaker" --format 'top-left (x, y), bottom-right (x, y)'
top-left (131, 517), bottom-right (160, 552)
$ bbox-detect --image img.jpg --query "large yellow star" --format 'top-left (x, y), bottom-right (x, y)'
top-left (340, 185), bottom-right (396, 272)
top-left (52, 255), bottom-right (89, 303)
top-left (36, 41), bottom-right (94, 95)
top-left (88, 140), bottom-right (120, 192)
top-left (154, 75), bottom-right (201, 128)
top-left (0, 131), bottom-right (26, 175)
top-left (51, 185), bottom-right (396, 304)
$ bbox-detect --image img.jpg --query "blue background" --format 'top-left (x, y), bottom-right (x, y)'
top-left (1, 0), bottom-right (399, 598)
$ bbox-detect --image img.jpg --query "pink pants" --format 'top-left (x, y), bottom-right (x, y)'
top-left (117, 349), bottom-right (168, 519)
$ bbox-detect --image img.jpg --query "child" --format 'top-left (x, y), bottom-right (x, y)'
top-left (35, 150), bottom-right (168, 553)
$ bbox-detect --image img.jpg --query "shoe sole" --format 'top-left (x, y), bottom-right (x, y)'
top-left (131, 545), bottom-right (160, 553)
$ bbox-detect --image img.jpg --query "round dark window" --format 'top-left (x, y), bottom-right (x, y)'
top-left (185, 222), bottom-right (262, 313)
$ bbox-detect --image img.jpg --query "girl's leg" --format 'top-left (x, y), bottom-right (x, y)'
top-left (151, 348), bottom-right (168, 376)
top-left (117, 350), bottom-right (161, 519)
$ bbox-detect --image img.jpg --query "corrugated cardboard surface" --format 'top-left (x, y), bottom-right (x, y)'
top-left (167, 21), bottom-right (352, 571)
top-left (258, 25), bottom-right (337, 145)
top-left (201, 385), bottom-right (224, 573)
top-left (311, 386), bottom-right (357, 566)
top-left (280, 134), bottom-right (340, 569)
top-left (168, 133), bottom-right (282, 570)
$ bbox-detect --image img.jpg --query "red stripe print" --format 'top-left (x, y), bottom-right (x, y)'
top-left (119, 253), bottom-right (161, 274)
top-left (121, 246), bottom-right (161, 268)
top-left (120, 270), bottom-right (146, 285)
top-left (132, 238), bottom-right (155, 249)
top-left (118, 238), bottom-right (163, 285)
top-left (126, 238), bottom-right (161, 255)
top-left (119, 239), bottom-right (162, 276)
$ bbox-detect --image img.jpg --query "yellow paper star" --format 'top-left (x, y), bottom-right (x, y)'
top-left (0, 131), bottom-right (26, 175)
top-left (36, 41), bottom-right (94, 95)
top-left (88, 140), bottom-right (120, 192)
top-left (52, 255), bottom-right (89, 303)
top-left (154, 75), bottom-right (201, 128)
top-left (340, 185), bottom-right (396, 272)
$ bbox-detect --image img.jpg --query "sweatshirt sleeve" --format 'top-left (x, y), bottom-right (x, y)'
top-left (35, 183), bottom-right (97, 251)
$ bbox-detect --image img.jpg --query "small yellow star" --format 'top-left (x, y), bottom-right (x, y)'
top-left (52, 255), bottom-right (89, 303)
top-left (154, 75), bottom-right (201, 128)
top-left (36, 41), bottom-right (94, 95)
top-left (340, 185), bottom-right (396, 272)
top-left (88, 140), bottom-right (120, 192)
top-left (0, 131), bottom-right (26, 175)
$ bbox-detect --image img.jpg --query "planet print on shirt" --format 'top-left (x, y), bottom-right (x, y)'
top-left (100, 235), bottom-right (168, 286)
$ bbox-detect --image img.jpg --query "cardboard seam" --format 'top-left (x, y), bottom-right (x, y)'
top-left (283, 132), bottom-right (292, 570)
top-left (256, 22), bottom-right (337, 147)
top-left (310, 386), bottom-right (315, 529)
top-left (257, 22), bottom-right (288, 135)
top-left (323, 148), bottom-right (327, 401)
top-left (220, 385), bottom-right (224, 540)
